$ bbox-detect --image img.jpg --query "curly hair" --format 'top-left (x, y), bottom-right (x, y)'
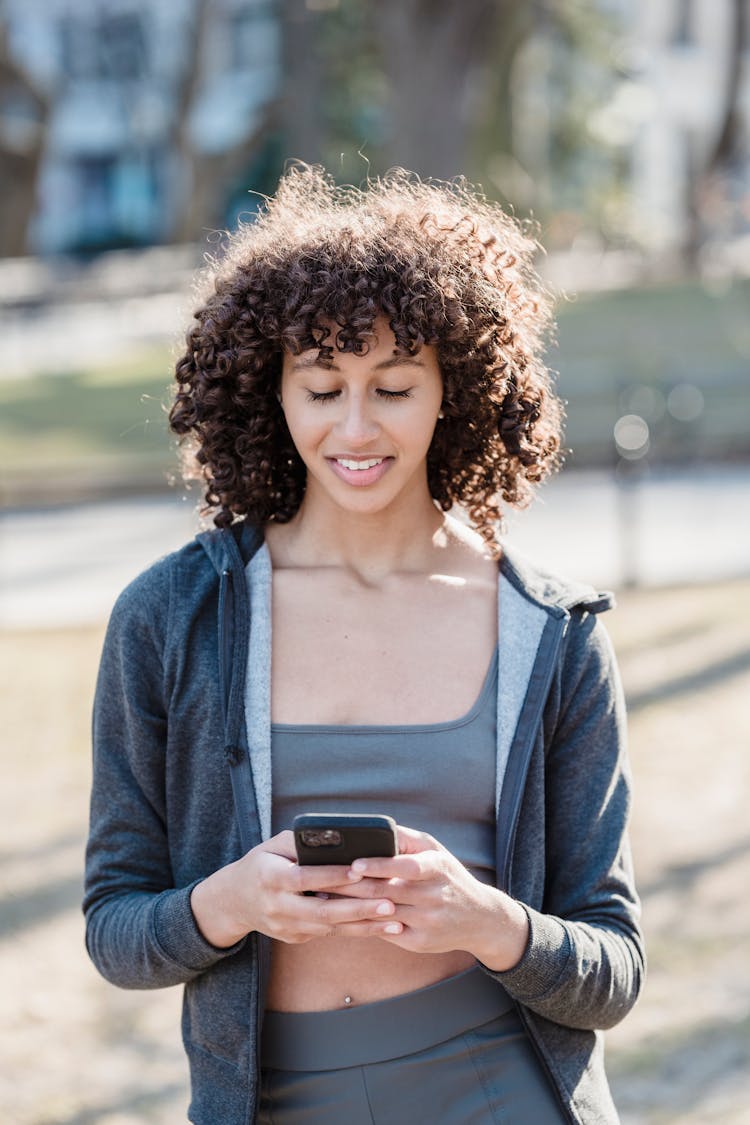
top-left (169, 164), bottom-right (563, 546)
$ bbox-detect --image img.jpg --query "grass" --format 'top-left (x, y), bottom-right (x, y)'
top-left (0, 346), bottom-right (175, 504)
top-left (553, 277), bottom-right (750, 464)
top-left (1, 577), bottom-right (749, 1121)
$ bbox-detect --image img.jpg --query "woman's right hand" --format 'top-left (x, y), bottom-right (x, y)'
top-left (189, 830), bottom-right (399, 948)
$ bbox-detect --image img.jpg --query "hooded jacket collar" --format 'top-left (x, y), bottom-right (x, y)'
top-left (499, 546), bottom-right (615, 615)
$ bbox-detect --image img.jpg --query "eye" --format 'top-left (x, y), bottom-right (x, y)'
top-left (306, 389), bottom-right (340, 403)
top-left (376, 388), bottom-right (412, 400)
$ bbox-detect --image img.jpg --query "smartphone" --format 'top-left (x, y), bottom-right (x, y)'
top-left (293, 813), bottom-right (398, 866)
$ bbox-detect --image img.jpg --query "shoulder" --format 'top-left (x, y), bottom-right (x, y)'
top-left (111, 537), bottom-right (207, 609)
top-left (499, 546), bottom-right (623, 714)
top-left (106, 535), bottom-right (222, 650)
top-left (499, 545), bottom-right (615, 617)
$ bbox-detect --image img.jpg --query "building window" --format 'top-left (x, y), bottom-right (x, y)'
top-left (59, 10), bottom-right (147, 81)
top-left (227, 1), bottom-right (278, 73)
top-left (98, 13), bottom-right (148, 81)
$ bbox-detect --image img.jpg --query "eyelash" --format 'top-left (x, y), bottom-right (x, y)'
top-left (305, 389), bottom-right (413, 403)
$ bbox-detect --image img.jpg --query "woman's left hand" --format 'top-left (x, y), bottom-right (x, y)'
top-left (336, 825), bottom-right (530, 972)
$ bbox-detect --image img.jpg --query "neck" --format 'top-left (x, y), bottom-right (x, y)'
top-left (273, 490), bottom-right (446, 581)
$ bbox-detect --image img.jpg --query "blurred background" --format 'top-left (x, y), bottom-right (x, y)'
top-left (1, 1), bottom-right (748, 1122)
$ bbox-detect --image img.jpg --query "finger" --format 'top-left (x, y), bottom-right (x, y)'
top-left (287, 862), bottom-right (364, 895)
top-left (376, 906), bottom-right (438, 950)
top-left (348, 852), bottom-right (434, 882)
top-left (324, 877), bottom-right (398, 899)
top-left (303, 894), bottom-right (397, 929)
top-left (396, 825), bottom-right (441, 854)
top-left (327, 878), bottom-right (423, 907)
top-left (313, 918), bottom-right (406, 939)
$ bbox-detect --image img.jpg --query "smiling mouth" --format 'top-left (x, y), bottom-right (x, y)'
top-left (326, 455), bottom-right (393, 487)
top-left (334, 457), bottom-right (385, 471)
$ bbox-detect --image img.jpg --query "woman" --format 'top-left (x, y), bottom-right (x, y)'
top-left (84, 166), bottom-right (644, 1124)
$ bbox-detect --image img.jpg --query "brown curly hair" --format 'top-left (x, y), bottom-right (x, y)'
top-left (169, 164), bottom-right (563, 546)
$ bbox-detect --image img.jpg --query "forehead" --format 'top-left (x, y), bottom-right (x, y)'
top-left (286, 351), bottom-right (429, 375)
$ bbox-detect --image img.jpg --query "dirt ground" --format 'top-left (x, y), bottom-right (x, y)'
top-left (1, 577), bottom-right (749, 1124)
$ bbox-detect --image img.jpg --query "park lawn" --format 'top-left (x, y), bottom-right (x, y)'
top-left (0, 345), bottom-right (177, 502)
top-left (553, 276), bottom-right (750, 465)
top-left (1, 577), bottom-right (750, 1122)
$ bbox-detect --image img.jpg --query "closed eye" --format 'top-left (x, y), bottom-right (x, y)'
top-left (305, 388), bottom-right (413, 403)
top-left (306, 389), bottom-right (340, 403)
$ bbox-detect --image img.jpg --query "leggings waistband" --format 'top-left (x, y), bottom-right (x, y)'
top-left (261, 966), bottom-right (515, 1071)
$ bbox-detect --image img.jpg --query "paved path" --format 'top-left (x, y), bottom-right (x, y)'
top-left (1, 466), bottom-right (749, 629)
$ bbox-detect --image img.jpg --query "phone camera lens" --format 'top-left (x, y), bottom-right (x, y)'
top-left (301, 828), bottom-right (343, 848)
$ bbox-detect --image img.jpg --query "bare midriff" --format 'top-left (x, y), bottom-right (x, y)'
top-left (267, 937), bottom-right (476, 1012)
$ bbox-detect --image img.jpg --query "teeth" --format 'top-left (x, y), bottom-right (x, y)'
top-left (337, 458), bottom-right (384, 471)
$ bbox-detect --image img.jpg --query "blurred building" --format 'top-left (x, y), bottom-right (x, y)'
top-left (626, 0), bottom-right (750, 254)
top-left (3, 0), bottom-right (280, 255)
top-left (513, 0), bottom-right (750, 258)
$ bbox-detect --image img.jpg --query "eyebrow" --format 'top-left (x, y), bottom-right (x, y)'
top-left (290, 354), bottom-right (426, 373)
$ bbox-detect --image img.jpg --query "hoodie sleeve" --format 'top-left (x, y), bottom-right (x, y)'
top-left (485, 610), bottom-right (645, 1030)
top-left (83, 558), bottom-right (246, 989)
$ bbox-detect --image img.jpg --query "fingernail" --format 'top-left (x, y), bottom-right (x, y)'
top-left (376, 901), bottom-right (392, 915)
top-left (384, 923), bottom-right (401, 934)
top-left (351, 860), bottom-right (367, 872)
top-left (347, 868), bottom-right (362, 880)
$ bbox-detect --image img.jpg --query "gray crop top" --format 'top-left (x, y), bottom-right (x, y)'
top-left (271, 647), bottom-right (498, 885)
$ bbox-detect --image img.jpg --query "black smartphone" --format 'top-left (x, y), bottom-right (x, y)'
top-left (293, 813), bottom-right (398, 866)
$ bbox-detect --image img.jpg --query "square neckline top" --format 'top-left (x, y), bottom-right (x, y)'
top-left (270, 644), bottom-right (498, 735)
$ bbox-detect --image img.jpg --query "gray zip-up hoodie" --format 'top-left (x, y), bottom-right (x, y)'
top-left (84, 520), bottom-right (644, 1124)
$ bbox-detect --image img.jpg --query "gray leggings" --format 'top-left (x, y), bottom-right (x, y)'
top-left (259, 968), bottom-right (567, 1124)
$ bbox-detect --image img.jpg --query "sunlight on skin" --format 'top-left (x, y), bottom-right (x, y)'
top-left (428, 574), bottom-right (467, 588)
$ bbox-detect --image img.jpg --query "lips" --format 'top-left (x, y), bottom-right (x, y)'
top-left (327, 456), bottom-right (393, 487)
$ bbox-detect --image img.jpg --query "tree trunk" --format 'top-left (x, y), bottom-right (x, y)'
top-left (707, 0), bottom-right (747, 174)
top-left (280, 0), bottom-right (325, 165)
top-left (0, 23), bottom-right (49, 256)
top-left (684, 0), bottom-right (747, 267)
top-left (168, 0), bottom-right (211, 241)
top-left (179, 102), bottom-right (280, 241)
top-left (471, 0), bottom-right (533, 177)
top-left (373, 0), bottom-right (506, 180)
top-left (170, 0), bottom-right (280, 242)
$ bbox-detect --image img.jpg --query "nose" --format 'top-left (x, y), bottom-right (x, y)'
top-left (335, 392), bottom-right (380, 447)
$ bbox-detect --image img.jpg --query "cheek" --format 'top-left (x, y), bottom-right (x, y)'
top-left (284, 409), bottom-right (327, 456)
top-left (399, 410), bottom-right (440, 452)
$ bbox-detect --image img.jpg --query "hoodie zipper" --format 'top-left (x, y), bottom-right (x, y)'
top-left (217, 553), bottom-right (268, 1123)
top-left (219, 568), bottom-right (233, 726)
top-left (219, 567), bottom-right (258, 848)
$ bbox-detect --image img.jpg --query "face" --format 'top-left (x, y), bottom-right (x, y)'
top-left (279, 320), bottom-right (443, 519)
